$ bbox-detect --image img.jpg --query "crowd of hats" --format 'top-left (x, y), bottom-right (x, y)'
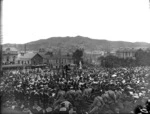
top-left (134, 99), bottom-right (150, 114)
top-left (1, 66), bottom-right (150, 114)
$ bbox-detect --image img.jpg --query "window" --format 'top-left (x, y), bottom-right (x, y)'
top-left (13, 56), bottom-right (15, 62)
top-left (63, 59), bottom-right (66, 63)
top-left (6, 48), bottom-right (10, 51)
top-left (7, 56), bottom-right (9, 62)
top-left (18, 60), bottom-right (20, 64)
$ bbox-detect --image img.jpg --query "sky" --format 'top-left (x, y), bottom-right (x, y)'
top-left (2, 0), bottom-right (150, 44)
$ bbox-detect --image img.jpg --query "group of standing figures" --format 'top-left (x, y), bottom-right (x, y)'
top-left (1, 66), bottom-right (150, 114)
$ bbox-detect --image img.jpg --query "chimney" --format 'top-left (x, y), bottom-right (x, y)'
top-left (21, 52), bottom-right (24, 56)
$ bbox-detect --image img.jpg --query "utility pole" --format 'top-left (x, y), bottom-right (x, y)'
top-left (0, 0), bottom-right (3, 76)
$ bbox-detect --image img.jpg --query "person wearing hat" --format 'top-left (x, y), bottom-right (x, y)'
top-left (89, 96), bottom-right (104, 114)
top-left (31, 101), bottom-right (43, 114)
top-left (39, 88), bottom-right (44, 105)
top-left (134, 105), bottom-right (144, 114)
top-left (58, 103), bottom-right (69, 114)
top-left (25, 89), bottom-right (30, 101)
top-left (106, 90), bottom-right (117, 104)
top-left (43, 89), bottom-right (49, 109)
top-left (145, 99), bottom-right (150, 113)
top-left (60, 100), bottom-right (72, 111)
top-left (65, 90), bottom-right (74, 105)
top-left (22, 102), bottom-right (32, 114)
top-left (30, 89), bottom-right (36, 107)
top-left (14, 100), bottom-right (22, 112)
top-left (68, 105), bottom-right (77, 114)
top-left (34, 90), bottom-right (40, 105)
top-left (45, 103), bottom-right (53, 114)
top-left (14, 87), bottom-right (19, 101)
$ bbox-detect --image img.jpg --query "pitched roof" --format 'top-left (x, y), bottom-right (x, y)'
top-left (16, 52), bottom-right (37, 61)
top-left (50, 55), bottom-right (73, 60)
top-left (38, 53), bottom-right (51, 59)
top-left (3, 47), bottom-right (18, 52)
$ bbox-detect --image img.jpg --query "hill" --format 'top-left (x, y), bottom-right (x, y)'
top-left (3, 36), bottom-right (150, 52)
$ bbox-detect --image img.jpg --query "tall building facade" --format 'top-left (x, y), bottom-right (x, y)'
top-left (116, 48), bottom-right (136, 59)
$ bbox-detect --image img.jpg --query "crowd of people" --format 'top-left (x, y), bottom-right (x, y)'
top-left (1, 66), bottom-right (150, 114)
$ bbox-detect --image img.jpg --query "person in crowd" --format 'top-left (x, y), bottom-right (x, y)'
top-left (1, 66), bottom-right (150, 114)
top-left (31, 101), bottom-right (43, 114)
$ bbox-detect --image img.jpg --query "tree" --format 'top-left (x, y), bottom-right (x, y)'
top-left (100, 55), bottom-right (136, 68)
top-left (135, 49), bottom-right (150, 66)
top-left (72, 49), bottom-right (84, 66)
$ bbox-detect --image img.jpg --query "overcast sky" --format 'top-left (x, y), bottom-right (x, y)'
top-left (2, 0), bottom-right (150, 44)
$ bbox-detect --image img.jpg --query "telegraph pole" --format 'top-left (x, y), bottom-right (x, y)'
top-left (0, 0), bottom-right (3, 77)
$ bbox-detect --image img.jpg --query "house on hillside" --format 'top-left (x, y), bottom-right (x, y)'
top-left (2, 47), bottom-right (18, 65)
top-left (16, 52), bottom-right (43, 65)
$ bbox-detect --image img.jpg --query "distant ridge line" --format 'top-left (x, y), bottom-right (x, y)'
top-left (3, 36), bottom-right (150, 52)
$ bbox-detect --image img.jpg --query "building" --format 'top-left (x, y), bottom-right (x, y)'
top-left (16, 52), bottom-right (43, 65)
top-left (83, 50), bottom-right (103, 65)
top-left (49, 54), bottom-right (74, 69)
top-left (38, 52), bottom-right (53, 64)
top-left (116, 48), bottom-right (136, 59)
top-left (2, 47), bottom-right (18, 65)
top-left (37, 48), bottom-right (74, 69)
top-left (38, 48), bottom-right (53, 64)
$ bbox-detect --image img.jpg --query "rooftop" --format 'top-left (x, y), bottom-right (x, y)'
top-left (117, 48), bottom-right (136, 52)
top-left (3, 47), bottom-right (18, 52)
top-left (16, 52), bottom-right (37, 60)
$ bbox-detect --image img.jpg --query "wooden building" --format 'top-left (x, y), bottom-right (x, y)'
top-left (38, 51), bottom-right (53, 64)
top-left (16, 52), bottom-right (43, 65)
